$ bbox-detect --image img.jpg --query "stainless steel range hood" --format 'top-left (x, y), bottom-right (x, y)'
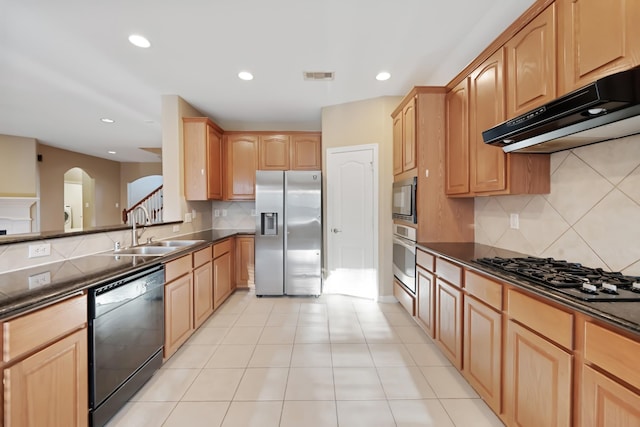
top-left (483, 66), bottom-right (640, 153)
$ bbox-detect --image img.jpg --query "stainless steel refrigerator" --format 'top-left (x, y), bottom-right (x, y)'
top-left (255, 170), bottom-right (322, 296)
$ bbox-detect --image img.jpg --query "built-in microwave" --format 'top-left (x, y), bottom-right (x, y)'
top-left (392, 176), bottom-right (417, 223)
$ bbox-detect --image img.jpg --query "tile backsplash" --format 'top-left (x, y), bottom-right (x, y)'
top-left (211, 201), bottom-right (256, 230)
top-left (475, 134), bottom-right (640, 276)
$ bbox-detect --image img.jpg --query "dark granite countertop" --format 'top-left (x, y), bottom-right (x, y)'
top-left (0, 229), bottom-right (254, 320)
top-left (417, 242), bottom-right (640, 336)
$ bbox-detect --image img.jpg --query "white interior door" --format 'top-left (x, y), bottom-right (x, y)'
top-left (325, 145), bottom-right (377, 299)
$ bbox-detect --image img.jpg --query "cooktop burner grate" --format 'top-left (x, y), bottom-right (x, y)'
top-left (474, 256), bottom-right (640, 302)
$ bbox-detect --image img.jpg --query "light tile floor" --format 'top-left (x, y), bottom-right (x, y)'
top-left (106, 290), bottom-right (504, 427)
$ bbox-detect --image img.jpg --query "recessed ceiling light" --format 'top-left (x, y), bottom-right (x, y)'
top-left (100, 118), bottom-right (115, 124)
top-left (238, 71), bottom-right (254, 81)
top-left (107, 150), bottom-right (117, 155)
top-left (376, 71), bottom-right (391, 81)
top-left (128, 34), bottom-right (151, 48)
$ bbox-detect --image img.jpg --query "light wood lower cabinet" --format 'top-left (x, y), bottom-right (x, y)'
top-left (463, 295), bottom-right (502, 414)
top-left (164, 273), bottom-right (194, 358)
top-left (435, 278), bottom-right (463, 369)
top-left (213, 239), bottom-right (232, 309)
top-left (193, 260), bottom-right (213, 329)
top-left (416, 266), bottom-right (435, 338)
top-left (505, 320), bottom-right (572, 427)
top-left (235, 236), bottom-right (254, 288)
top-left (581, 365), bottom-right (640, 427)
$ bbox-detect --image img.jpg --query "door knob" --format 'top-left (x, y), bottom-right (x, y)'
top-left (332, 228), bottom-right (342, 233)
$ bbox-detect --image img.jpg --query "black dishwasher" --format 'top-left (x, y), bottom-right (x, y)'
top-left (88, 264), bottom-right (165, 427)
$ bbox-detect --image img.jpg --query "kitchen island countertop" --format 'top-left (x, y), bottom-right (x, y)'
top-left (417, 242), bottom-right (640, 336)
top-left (0, 229), bottom-right (254, 320)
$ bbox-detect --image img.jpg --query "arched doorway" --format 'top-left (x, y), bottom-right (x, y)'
top-left (64, 167), bottom-right (95, 231)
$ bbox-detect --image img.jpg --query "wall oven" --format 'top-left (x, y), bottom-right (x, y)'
top-left (89, 264), bottom-right (165, 427)
top-left (393, 224), bottom-right (416, 295)
top-left (392, 177), bottom-right (417, 223)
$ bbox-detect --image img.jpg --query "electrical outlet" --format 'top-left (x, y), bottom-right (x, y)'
top-left (115, 202), bottom-right (119, 208)
top-left (172, 225), bottom-right (180, 232)
top-left (191, 209), bottom-right (197, 219)
top-left (28, 243), bottom-right (51, 258)
top-left (510, 213), bottom-right (520, 229)
top-left (29, 271), bottom-right (51, 288)
top-left (184, 213), bottom-right (192, 223)
top-left (214, 209), bottom-right (220, 217)
top-left (222, 209), bottom-right (227, 217)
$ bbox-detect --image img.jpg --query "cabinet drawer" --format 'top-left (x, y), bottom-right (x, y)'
top-left (214, 239), bottom-right (232, 258)
top-left (416, 250), bottom-right (434, 271)
top-left (165, 254), bottom-right (192, 282)
top-left (584, 321), bottom-right (640, 390)
top-left (2, 294), bottom-right (87, 363)
top-left (193, 245), bottom-right (212, 267)
top-left (507, 289), bottom-right (573, 349)
top-left (394, 280), bottom-right (415, 316)
top-left (436, 257), bottom-right (462, 287)
top-left (465, 270), bottom-right (502, 310)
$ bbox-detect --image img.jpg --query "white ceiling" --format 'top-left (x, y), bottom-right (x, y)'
top-left (1, 0), bottom-right (536, 163)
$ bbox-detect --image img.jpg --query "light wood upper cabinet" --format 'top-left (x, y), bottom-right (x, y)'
top-left (224, 134), bottom-right (258, 200)
top-left (235, 236), bottom-right (255, 288)
top-left (445, 79), bottom-right (470, 195)
top-left (558, 0), bottom-right (640, 94)
top-left (290, 134), bottom-right (321, 170)
top-left (183, 117), bottom-right (223, 201)
top-left (259, 135), bottom-right (290, 170)
top-left (506, 3), bottom-right (557, 119)
top-left (470, 49), bottom-right (507, 193)
top-left (392, 96), bottom-right (417, 176)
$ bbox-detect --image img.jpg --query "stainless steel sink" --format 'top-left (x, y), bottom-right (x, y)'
top-left (149, 239), bottom-right (205, 247)
top-left (112, 246), bottom-right (179, 256)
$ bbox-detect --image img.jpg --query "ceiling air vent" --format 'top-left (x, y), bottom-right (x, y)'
top-left (303, 71), bottom-right (335, 81)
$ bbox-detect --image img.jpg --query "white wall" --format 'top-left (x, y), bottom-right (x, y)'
top-left (321, 96), bottom-right (401, 298)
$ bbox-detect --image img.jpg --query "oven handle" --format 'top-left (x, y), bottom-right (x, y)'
top-left (393, 235), bottom-right (416, 254)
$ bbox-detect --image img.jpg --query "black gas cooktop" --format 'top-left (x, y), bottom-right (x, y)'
top-left (474, 256), bottom-right (640, 302)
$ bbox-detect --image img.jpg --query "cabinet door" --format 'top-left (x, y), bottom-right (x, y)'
top-left (392, 113), bottom-right (403, 175)
top-left (506, 3), bottom-right (557, 118)
top-left (402, 97), bottom-right (417, 172)
top-left (291, 134), bottom-right (321, 170)
top-left (416, 266), bottom-right (435, 338)
top-left (259, 135), bottom-right (290, 170)
top-left (470, 49), bottom-right (507, 193)
top-left (193, 261), bottom-right (213, 328)
top-left (213, 252), bottom-right (232, 309)
top-left (207, 126), bottom-right (223, 199)
top-left (4, 328), bottom-right (88, 427)
top-left (505, 320), bottom-right (572, 427)
top-left (581, 364), bottom-right (640, 427)
top-left (435, 278), bottom-right (463, 369)
top-left (558, 0), bottom-right (640, 94)
top-left (463, 296), bottom-right (502, 413)
top-left (183, 118), bottom-right (208, 201)
top-left (235, 236), bottom-right (255, 288)
top-left (445, 79), bottom-right (470, 195)
top-left (164, 274), bottom-right (194, 358)
top-left (225, 135), bottom-right (258, 200)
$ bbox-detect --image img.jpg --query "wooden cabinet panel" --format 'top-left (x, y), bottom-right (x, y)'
top-left (507, 289), bottom-right (573, 350)
top-left (392, 113), bottom-right (403, 175)
top-left (506, 3), bottom-right (557, 118)
top-left (290, 134), bottom-right (321, 170)
top-left (445, 78), bottom-right (470, 195)
top-left (402, 98), bottom-right (416, 172)
top-left (464, 270), bottom-right (502, 311)
top-left (463, 296), bottom-right (502, 413)
top-left (164, 255), bottom-right (192, 282)
top-left (435, 257), bottom-right (462, 287)
top-left (213, 238), bottom-right (232, 258)
top-left (213, 252), bottom-right (232, 309)
top-left (416, 266), bottom-right (435, 338)
top-left (2, 294), bottom-right (86, 363)
top-left (193, 261), bottom-right (213, 329)
top-left (581, 365), bottom-right (640, 427)
top-left (235, 236), bottom-right (254, 288)
top-left (435, 278), bottom-right (463, 369)
top-left (259, 135), bottom-right (290, 170)
top-left (4, 328), bottom-right (88, 427)
top-left (393, 280), bottom-right (415, 316)
top-left (558, 0), bottom-right (640, 94)
top-left (416, 249), bottom-right (434, 272)
top-left (505, 320), bottom-right (572, 427)
top-left (224, 134), bottom-right (258, 200)
top-left (164, 274), bottom-right (194, 358)
top-left (469, 49), bottom-right (507, 193)
top-left (183, 117), bottom-right (223, 201)
top-left (193, 245), bottom-right (212, 268)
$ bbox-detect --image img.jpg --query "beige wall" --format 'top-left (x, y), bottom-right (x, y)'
top-left (475, 134), bottom-right (640, 276)
top-left (321, 96), bottom-right (402, 299)
top-left (37, 144), bottom-right (121, 231)
top-left (0, 135), bottom-right (37, 197)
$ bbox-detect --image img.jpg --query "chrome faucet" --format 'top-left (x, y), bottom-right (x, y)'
top-left (131, 205), bottom-right (151, 246)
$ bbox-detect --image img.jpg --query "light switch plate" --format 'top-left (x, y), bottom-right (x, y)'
top-left (510, 213), bottom-right (519, 229)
